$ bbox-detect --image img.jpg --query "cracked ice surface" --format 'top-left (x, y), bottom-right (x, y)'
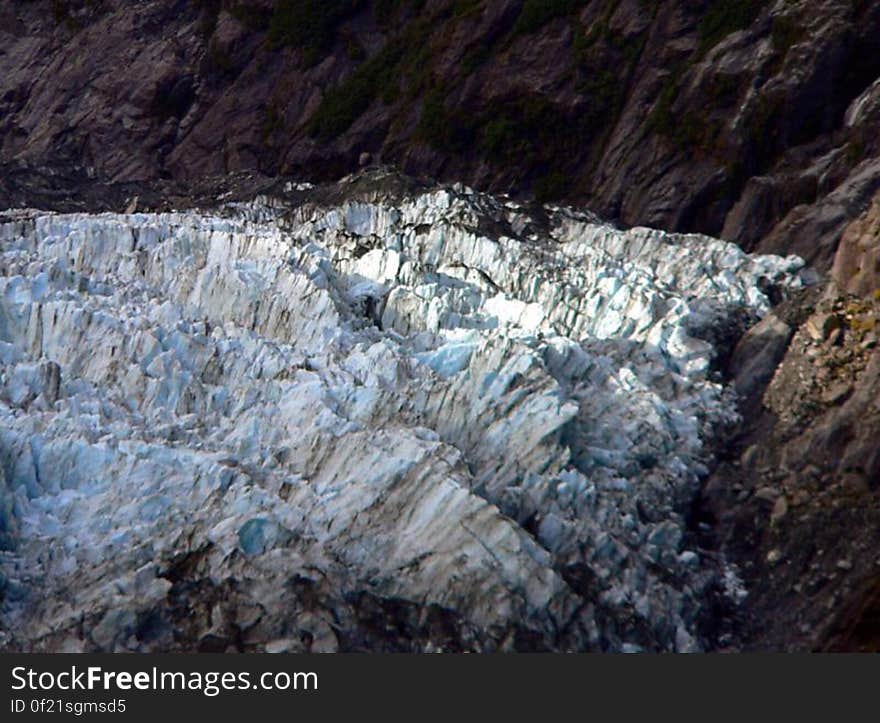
top-left (0, 185), bottom-right (809, 651)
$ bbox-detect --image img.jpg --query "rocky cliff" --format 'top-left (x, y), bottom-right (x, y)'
top-left (2, 0), bottom-right (880, 269)
top-left (699, 193), bottom-right (880, 651)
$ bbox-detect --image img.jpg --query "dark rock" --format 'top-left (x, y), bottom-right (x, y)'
top-left (831, 190), bottom-right (880, 296)
top-left (1, 0), bottom-right (880, 269)
top-left (821, 381), bottom-right (852, 405)
top-left (805, 312), bottom-right (843, 342)
top-left (701, 285), bottom-right (880, 651)
top-left (729, 312), bottom-right (793, 403)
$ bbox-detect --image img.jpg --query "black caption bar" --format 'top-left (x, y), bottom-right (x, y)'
top-left (0, 653), bottom-right (871, 720)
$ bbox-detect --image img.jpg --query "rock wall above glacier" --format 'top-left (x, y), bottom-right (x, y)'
top-left (0, 179), bottom-right (812, 652)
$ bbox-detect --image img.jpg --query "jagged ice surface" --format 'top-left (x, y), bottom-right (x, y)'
top-left (0, 185), bottom-right (810, 651)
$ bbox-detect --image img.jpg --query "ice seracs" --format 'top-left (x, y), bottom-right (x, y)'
top-left (0, 180), bottom-right (811, 652)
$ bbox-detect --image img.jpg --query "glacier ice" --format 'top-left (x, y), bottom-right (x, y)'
top-left (0, 182), bottom-right (811, 652)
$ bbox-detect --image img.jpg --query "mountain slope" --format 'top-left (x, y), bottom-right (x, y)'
top-left (2, 0), bottom-right (880, 267)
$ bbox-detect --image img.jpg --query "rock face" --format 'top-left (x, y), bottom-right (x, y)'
top-left (1, 1), bottom-right (880, 267)
top-left (0, 173), bottom-right (810, 651)
top-left (831, 190), bottom-right (880, 297)
top-left (702, 288), bottom-right (880, 651)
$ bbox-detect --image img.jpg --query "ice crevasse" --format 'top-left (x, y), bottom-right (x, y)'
top-left (0, 182), bottom-right (812, 652)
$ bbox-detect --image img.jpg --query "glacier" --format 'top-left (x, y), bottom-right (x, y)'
top-left (0, 176), bottom-right (812, 652)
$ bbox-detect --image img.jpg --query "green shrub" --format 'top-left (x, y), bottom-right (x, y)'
top-left (374, 0), bottom-right (426, 26)
top-left (268, 0), bottom-right (360, 67)
top-left (697, 0), bottom-right (764, 55)
top-left (533, 171), bottom-right (569, 203)
top-left (50, 0), bottom-right (85, 31)
top-left (51, 0), bottom-right (69, 24)
top-left (228, 3), bottom-right (272, 31)
top-left (512, 0), bottom-right (584, 37)
top-left (647, 70), bottom-right (723, 151)
top-left (648, 74), bottom-right (680, 136)
top-left (452, 0), bottom-right (482, 17)
top-left (461, 42), bottom-right (491, 73)
top-left (261, 101), bottom-right (286, 140)
top-left (196, 0), bottom-right (221, 38)
top-left (416, 88), bottom-right (477, 153)
top-left (207, 41), bottom-right (234, 74)
top-left (770, 13), bottom-right (804, 56)
top-left (309, 18), bottom-right (432, 140)
top-left (309, 40), bottom-right (406, 140)
top-left (151, 77), bottom-right (195, 120)
top-left (745, 93), bottom-right (785, 163)
top-left (577, 68), bottom-right (622, 123)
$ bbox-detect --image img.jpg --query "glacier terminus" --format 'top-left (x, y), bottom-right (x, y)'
top-left (0, 173), bottom-right (813, 652)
